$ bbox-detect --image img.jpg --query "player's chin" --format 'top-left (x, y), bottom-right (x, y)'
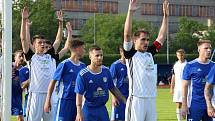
top-left (96, 62), bottom-right (102, 66)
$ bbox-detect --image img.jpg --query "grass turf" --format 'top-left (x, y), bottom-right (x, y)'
top-left (11, 88), bottom-right (184, 121)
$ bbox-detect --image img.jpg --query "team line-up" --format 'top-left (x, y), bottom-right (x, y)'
top-left (1, 0), bottom-right (215, 121)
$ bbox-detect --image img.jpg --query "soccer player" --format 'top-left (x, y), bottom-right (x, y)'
top-left (123, 0), bottom-right (169, 121)
top-left (12, 50), bottom-right (26, 121)
top-left (170, 49), bottom-right (187, 121)
top-left (19, 64), bottom-right (29, 120)
top-left (44, 39), bottom-right (86, 121)
top-left (110, 45), bottom-right (128, 121)
top-left (20, 7), bottom-right (65, 121)
top-left (75, 45), bottom-right (126, 121)
top-left (182, 39), bottom-right (214, 121)
top-left (205, 65), bottom-right (215, 120)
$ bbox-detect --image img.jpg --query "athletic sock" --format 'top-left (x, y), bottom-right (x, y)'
top-left (176, 108), bottom-right (182, 121)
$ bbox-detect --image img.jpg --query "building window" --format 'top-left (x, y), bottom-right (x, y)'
top-left (60, 0), bottom-right (118, 14)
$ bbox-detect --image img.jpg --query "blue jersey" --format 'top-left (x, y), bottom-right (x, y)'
top-left (110, 60), bottom-right (128, 97)
top-left (19, 66), bottom-right (30, 93)
top-left (183, 59), bottom-right (215, 109)
top-left (12, 66), bottom-right (22, 97)
top-left (75, 66), bottom-right (115, 107)
top-left (53, 58), bottom-right (86, 100)
top-left (207, 65), bottom-right (215, 84)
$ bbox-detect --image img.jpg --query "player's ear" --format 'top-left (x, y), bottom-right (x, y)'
top-left (89, 53), bottom-right (91, 60)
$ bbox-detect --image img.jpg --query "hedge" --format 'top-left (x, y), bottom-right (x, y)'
top-left (60, 53), bottom-right (199, 66)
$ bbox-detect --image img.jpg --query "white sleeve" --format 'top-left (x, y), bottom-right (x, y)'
top-left (123, 41), bottom-right (133, 51)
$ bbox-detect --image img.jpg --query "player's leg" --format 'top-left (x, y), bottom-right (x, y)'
top-left (54, 99), bottom-right (76, 121)
top-left (111, 101), bottom-right (126, 121)
top-left (187, 103), bottom-right (210, 121)
top-left (23, 94), bottom-right (28, 121)
top-left (125, 96), bottom-right (146, 121)
top-left (82, 104), bottom-right (98, 121)
top-left (110, 105), bottom-right (116, 121)
top-left (173, 89), bottom-right (183, 121)
top-left (145, 98), bottom-right (157, 121)
top-left (98, 105), bottom-right (110, 121)
top-left (26, 92), bottom-right (43, 121)
top-left (42, 93), bottom-right (54, 121)
top-left (176, 102), bottom-right (182, 121)
top-left (12, 94), bottom-right (24, 121)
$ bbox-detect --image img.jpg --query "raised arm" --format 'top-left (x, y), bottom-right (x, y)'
top-left (156, 0), bottom-right (169, 45)
top-left (26, 19), bottom-right (35, 52)
top-left (124, 0), bottom-right (138, 42)
top-left (58, 22), bottom-right (72, 59)
top-left (205, 82), bottom-right (215, 117)
top-left (53, 10), bottom-right (63, 52)
top-left (20, 7), bottom-right (30, 53)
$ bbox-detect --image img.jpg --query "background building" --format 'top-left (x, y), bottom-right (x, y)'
top-left (54, 0), bottom-right (215, 35)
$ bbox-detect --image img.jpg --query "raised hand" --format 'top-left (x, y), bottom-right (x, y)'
top-left (26, 19), bottom-right (32, 27)
top-left (163, 0), bottom-right (169, 16)
top-left (56, 10), bottom-right (63, 22)
top-left (128, 0), bottom-right (139, 12)
top-left (66, 22), bottom-right (72, 33)
top-left (22, 7), bottom-right (29, 19)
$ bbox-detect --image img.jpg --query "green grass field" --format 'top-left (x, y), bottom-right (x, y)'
top-left (11, 88), bottom-right (184, 121)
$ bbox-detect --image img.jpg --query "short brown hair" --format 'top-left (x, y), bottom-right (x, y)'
top-left (197, 39), bottom-right (211, 47)
top-left (32, 35), bottom-right (45, 43)
top-left (176, 49), bottom-right (185, 54)
top-left (133, 29), bottom-right (150, 39)
top-left (45, 40), bottom-right (52, 45)
top-left (69, 39), bottom-right (85, 49)
top-left (14, 50), bottom-right (24, 57)
top-left (89, 45), bottom-right (101, 52)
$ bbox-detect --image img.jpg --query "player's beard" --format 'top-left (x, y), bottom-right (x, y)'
top-left (95, 61), bottom-right (102, 66)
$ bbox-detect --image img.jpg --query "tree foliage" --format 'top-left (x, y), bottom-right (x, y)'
top-left (171, 17), bottom-right (209, 53)
top-left (12, 0), bottom-right (58, 51)
top-left (80, 14), bottom-right (158, 54)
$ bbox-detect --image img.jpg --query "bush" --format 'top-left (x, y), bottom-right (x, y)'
top-left (60, 53), bottom-right (198, 66)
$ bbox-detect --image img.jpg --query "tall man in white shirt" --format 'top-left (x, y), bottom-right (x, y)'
top-left (123, 0), bottom-right (169, 121)
top-left (170, 49), bottom-right (187, 121)
top-left (20, 7), bottom-right (66, 121)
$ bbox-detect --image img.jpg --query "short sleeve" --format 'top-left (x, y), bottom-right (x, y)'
top-left (182, 64), bottom-right (191, 81)
top-left (25, 49), bottom-right (34, 61)
top-left (110, 63), bottom-right (117, 79)
top-left (107, 70), bottom-right (115, 89)
top-left (19, 67), bottom-right (29, 84)
top-left (147, 41), bottom-right (161, 56)
top-left (46, 47), bottom-right (59, 61)
top-left (53, 62), bottom-right (65, 81)
top-left (207, 65), bottom-right (215, 84)
top-left (74, 73), bottom-right (85, 95)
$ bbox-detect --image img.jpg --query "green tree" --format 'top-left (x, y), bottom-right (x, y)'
top-left (12, 0), bottom-right (58, 51)
top-left (172, 17), bottom-right (207, 53)
top-left (80, 14), bottom-right (158, 54)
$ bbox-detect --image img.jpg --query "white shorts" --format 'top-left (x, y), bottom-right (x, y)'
top-left (125, 96), bottom-right (157, 121)
top-left (173, 89), bottom-right (182, 102)
top-left (26, 92), bottom-right (54, 121)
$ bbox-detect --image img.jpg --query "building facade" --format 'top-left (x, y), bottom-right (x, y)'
top-left (54, 0), bottom-right (215, 35)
